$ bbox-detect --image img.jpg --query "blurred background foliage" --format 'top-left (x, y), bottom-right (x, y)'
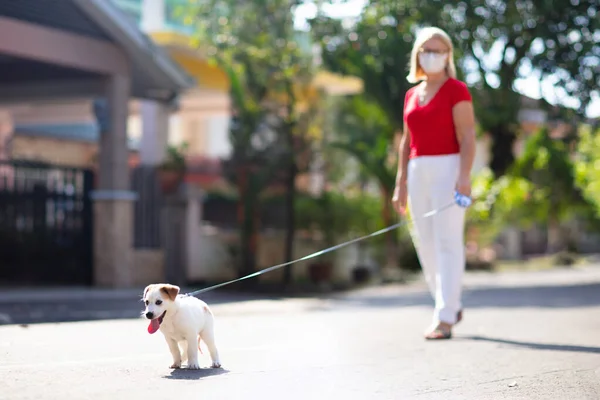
top-left (178, 0), bottom-right (599, 279)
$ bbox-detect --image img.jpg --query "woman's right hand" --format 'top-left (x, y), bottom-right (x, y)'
top-left (392, 183), bottom-right (408, 215)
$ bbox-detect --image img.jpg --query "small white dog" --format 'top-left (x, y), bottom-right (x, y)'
top-left (142, 283), bottom-right (221, 369)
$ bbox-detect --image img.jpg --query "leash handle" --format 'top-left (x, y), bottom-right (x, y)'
top-left (454, 191), bottom-right (472, 208)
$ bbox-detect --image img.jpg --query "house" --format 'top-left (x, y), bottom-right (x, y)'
top-left (4, 0), bottom-right (364, 287)
top-left (8, 0), bottom-right (231, 177)
top-left (0, 0), bottom-right (193, 287)
top-left (11, 0), bottom-right (361, 187)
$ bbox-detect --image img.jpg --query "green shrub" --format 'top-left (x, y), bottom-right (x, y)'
top-left (575, 125), bottom-right (600, 220)
top-left (295, 190), bottom-right (385, 240)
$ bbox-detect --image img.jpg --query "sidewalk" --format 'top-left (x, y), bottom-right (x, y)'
top-left (0, 285), bottom-right (231, 303)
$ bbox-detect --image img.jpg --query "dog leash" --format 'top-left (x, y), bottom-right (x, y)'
top-left (185, 193), bottom-right (473, 297)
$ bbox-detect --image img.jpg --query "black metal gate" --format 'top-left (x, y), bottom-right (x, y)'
top-left (0, 160), bottom-right (94, 286)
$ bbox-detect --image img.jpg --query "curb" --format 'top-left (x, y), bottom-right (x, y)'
top-left (0, 287), bottom-right (268, 305)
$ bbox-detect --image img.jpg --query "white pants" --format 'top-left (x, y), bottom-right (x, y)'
top-left (407, 154), bottom-right (466, 325)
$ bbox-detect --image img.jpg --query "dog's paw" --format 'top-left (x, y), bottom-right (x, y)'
top-left (187, 361), bottom-right (201, 370)
top-left (210, 362), bottom-right (222, 369)
top-left (169, 362), bottom-right (182, 369)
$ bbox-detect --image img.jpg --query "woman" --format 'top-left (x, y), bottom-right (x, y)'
top-left (392, 27), bottom-right (476, 340)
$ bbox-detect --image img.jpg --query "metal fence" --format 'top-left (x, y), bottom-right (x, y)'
top-left (0, 160), bottom-right (93, 285)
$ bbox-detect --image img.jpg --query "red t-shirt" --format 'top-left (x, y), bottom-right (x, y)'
top-left (403, 78), bottom-right (472, 159)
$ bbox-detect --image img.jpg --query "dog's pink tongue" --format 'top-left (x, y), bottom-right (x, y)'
top-left (148, 319), bottom-right (160, 334)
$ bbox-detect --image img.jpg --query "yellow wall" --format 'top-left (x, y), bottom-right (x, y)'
top-left (148, 31), bottom-right (363, 96)
top-left (149, 32), bottom-right (229, 91)
top-left (169, 51), bottom-right (229, 91)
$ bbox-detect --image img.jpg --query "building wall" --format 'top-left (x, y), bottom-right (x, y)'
top-left (7, 88), bottom-right (231, 162)
top-left (174, 87), bottom-right (231, 158)
top-left (186, 226), bottom-right (377, 285)
top-left (11, 135), bottom-right (96, 167)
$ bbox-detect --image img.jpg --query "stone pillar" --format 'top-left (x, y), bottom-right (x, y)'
top-left (161, 189), bottom-right (187, 287)
top-left (184, 184), bottom-right (204, 279)
top-left (139, 100), bottom-right (169, 165)
top-left (159, 184), bottom-right (204, 287)
top-left (91, 74), bottom-right (137, 287)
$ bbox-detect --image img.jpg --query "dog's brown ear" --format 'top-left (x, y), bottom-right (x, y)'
top-left (160, 284), bottom-right (180, 301)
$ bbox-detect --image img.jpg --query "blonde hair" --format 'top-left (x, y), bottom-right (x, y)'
top-left (407, 26), bottom-right (457, 84)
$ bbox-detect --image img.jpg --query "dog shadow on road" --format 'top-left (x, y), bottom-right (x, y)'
top-left (457, 335), bottom-right (600, 355)
top-left (163, 367), bottom-right (230, 381)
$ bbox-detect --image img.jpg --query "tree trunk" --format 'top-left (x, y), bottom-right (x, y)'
top-left (546, 216), bottom-right (564, 254)
top-left (283, 160), bottom-right (297, 285)
top-left (381, 185), bottom-right (398, 269)
top-left (237, 166), bottom-right (257, 284)
top-left (282, 79), bottom-right (298, 287)
top-left (489, 125), bottom-right (517, 177)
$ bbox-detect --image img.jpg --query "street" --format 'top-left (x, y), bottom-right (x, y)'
top-left (2, 266), bottom-right (600, 400)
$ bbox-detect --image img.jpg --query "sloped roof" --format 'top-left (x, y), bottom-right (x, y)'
top-left (0, 0), bottom-right (195, 102)
top-left (73, 0), bottom-right (195, 100)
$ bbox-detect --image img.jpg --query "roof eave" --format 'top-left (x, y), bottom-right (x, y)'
top-left (71, 0), bottom-right (196, 101)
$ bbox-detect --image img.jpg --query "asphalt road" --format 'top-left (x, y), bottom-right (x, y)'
top-left (2, 266), bottom-right (600, 399)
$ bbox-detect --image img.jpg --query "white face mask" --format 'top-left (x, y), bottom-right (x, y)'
top-left (418, 52), bottom-right (447, 74)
